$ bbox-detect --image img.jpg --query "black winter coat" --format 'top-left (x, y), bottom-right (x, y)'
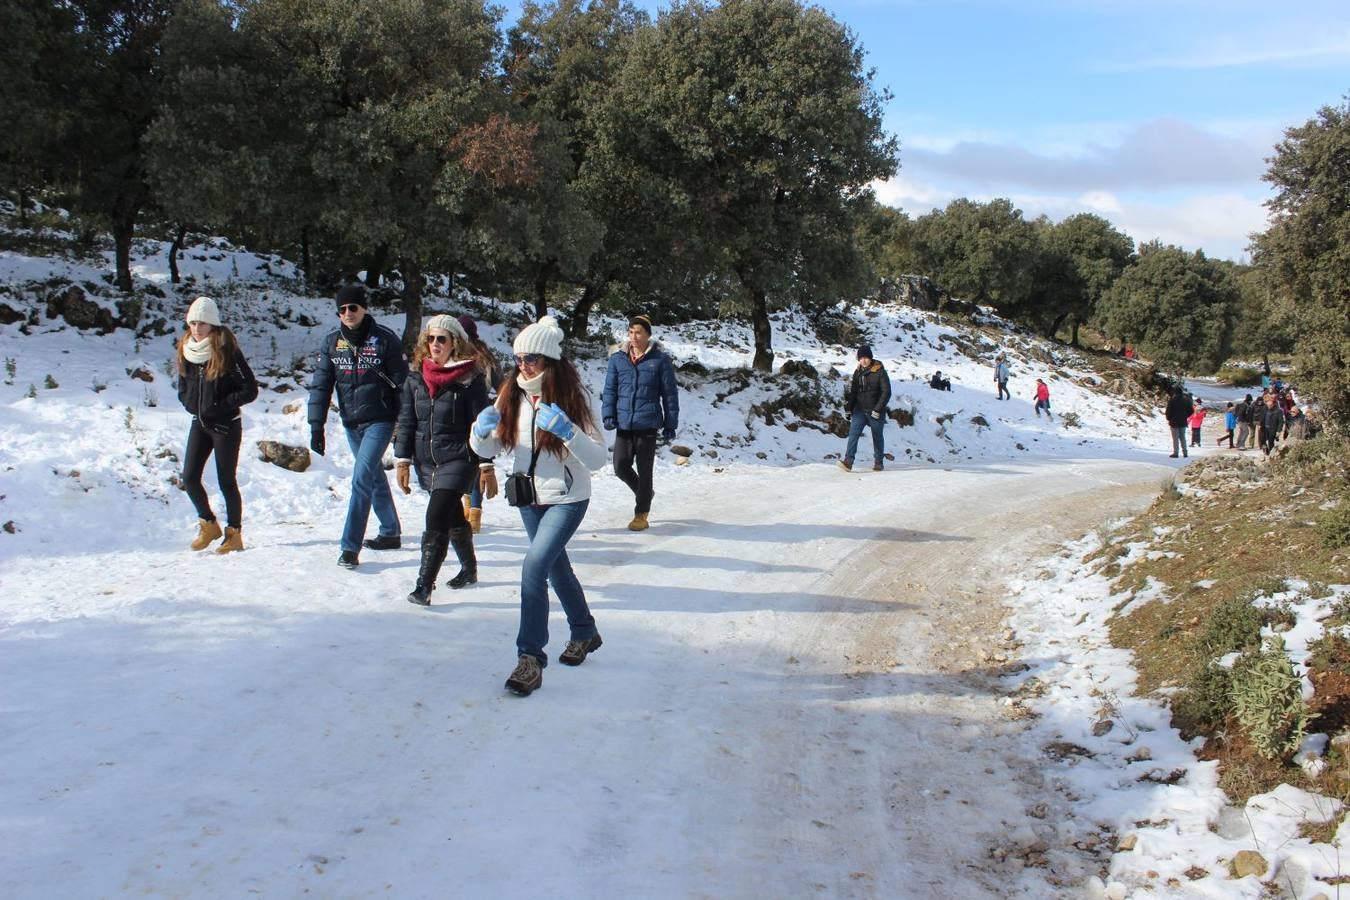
top-left (307, 317), bottom-right (409, 428)
top-left (394, 370), bottom-right (489, 493)
top-left (1164, 392), bottom-right (1193, 427)
top-left (178, 349), bottom-right (259, 430)
top-left (845, 362), bottom-right (891, 416)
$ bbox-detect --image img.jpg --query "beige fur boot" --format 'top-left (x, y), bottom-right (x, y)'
top-left (216, 527), bottom-right (244, 554)
top-left (467, 507), bottom-right (482, 534)
top-left (191, 518), bottom-right (223, 551)
top-left (627, 512), bottom-right (649, 532)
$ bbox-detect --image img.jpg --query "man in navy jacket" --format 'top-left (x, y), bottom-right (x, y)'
top-left (601, 314), bottom-right (679, 531)
top-left (307, 284), bottom-right (409, 568)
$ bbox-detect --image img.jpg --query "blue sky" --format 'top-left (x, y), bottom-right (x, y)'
top-left (503, 0), bottom-right (1349, 261)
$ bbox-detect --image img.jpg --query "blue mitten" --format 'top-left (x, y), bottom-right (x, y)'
top-left (472, 406), bottom-right (501, 440)
top-left (535, 402), bottom-right (576, 441)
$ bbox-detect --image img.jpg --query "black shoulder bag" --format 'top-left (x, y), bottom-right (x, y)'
top-left (503, 406), bottom-right (540, 507)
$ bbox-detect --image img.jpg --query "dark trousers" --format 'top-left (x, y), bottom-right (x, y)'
top-left (1259, 426), bottom-right (1278, 455)
top-left (425, 488), bottom-right (468, 532)
top-left (1217, 429), bottom-right (1234, 448)
top-left (996, 380), bottom-right (1010, 400)
top-left (612, 428), bottom-right (658, 514)
top-left (182, 418), bottom-right (243, 528)
top-left (1190, 426), bottom-right (1201, 446)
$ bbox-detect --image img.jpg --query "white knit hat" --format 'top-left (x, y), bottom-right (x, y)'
top-left (424, 314), bottom-right (468, 344)
top-left (186, 296), bottom-right (222, 326)
top-left (513, 315), bottom-right (564, 360)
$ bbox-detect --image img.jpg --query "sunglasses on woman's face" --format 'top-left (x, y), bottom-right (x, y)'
top-left (338, 304), bottom-right (362, 314)
top-left (427, 334), bottom-right (450, 345)
top-left (514, 353), bottom-right (543, 366)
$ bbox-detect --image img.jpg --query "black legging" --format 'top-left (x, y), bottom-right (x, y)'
top-left (613, 428), bottom-right (658, 514)
top-left (425, 488), bottom-right (468, 533)
top-left (182, 418), bottom-right (243, 528)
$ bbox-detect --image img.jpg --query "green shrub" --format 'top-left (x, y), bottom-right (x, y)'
top-left (1174, 662), bottom-right (1234, 737)
top-left (1195, 596), bottom-right (1265, 657)
top-left (1230, 638), bottom-right (1314, 760)
top-left (1216, 365), bottom-right (1263, 387)
top-left (1316, 504), bottom-right (1350, 549)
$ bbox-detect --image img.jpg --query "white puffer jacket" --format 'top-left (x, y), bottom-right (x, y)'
top-left (469, 395), bottom-right (607, 505)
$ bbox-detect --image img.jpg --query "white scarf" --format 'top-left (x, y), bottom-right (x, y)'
top-left (184, 337), bottom-right (213, 365)
top-left (516, 370), bottom-right (545, 395)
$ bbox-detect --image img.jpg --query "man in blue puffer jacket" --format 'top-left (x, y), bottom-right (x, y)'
top-left (307, 284), bottom-right (410, 568)
top-left (601, 314), bottom-right (679, 532)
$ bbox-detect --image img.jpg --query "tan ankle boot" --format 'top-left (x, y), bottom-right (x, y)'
top-left (462, 495), bottom-right (471, 516)
top-left (467, 507), bottom-right (482, 534)
top-left (191, 518), bottom-right (223, 550)
top-left (216, 527), bottom-right (244, 554)
top-left (627, 512), bottom-right (649, 532)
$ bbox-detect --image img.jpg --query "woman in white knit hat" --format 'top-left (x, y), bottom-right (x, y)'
top-left (469, 315), bottom-right (606, 696)
top-left (392, 314), bottom-right (496, 606)
top-left (175, 296), bottom-right (258, 553)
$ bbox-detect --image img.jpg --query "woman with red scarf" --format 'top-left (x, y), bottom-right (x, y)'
top-left (394, 315), bottom-right (496, 605)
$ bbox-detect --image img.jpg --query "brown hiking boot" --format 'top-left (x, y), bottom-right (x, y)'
top-left (872, 461), bottom-right (883, 471)
top-left (505, 655), bottom-right (542, 696)
top-left (627, 512), bottom-right (649, 532)
top-left (216, 527), bottom-right (244, 554)
top-left (559, 633), bottom-right (603, 666)
top-left (837, 459), bottom-right (853, 472)
top-left (191, 518), bottom-right (223, 551)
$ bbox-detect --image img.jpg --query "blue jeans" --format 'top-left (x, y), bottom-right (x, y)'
top-left (843, 409), bottom-right (884, 464)
top-left (516, 500), bottom-right (596, 667)
top-left (469, 476), bottom-right (482, 509)
top-left (341, 420), bottom-right (400, 552)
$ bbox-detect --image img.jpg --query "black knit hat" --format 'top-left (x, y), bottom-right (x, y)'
top-left (628, 313), bottom-right (653, 335)
top-left (335, 283), bottom-right (369, 309)
top-left (857, 345), bottom-right (873, 360)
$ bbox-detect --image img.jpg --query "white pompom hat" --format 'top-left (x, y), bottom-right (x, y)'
top-left (186, 296), bottom-right (222, 326)
top-left (423, 314), bottom-right (468, 344)
top-left (513, 315), bottom-right (565, 360)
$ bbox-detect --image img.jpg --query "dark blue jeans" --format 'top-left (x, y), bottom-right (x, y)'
top-left (843, 409), bottom-right (884, 465)
top-left (341, 420), bottom-right (399, 552)
top-left (516, 500), bottom-right (596, 667)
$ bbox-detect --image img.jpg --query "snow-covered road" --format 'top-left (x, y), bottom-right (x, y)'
top-left (1, 454), bottom-right (1171, 898)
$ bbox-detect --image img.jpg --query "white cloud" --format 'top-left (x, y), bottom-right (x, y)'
top-left (1103, 30), bottom-right (1350, 72)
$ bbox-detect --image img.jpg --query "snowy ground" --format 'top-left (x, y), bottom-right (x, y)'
top-left (1, 231), bottom-right (1341, 897)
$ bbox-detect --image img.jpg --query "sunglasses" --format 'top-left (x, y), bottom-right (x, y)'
top-left (514, 353), bottom-right (543, 366)
top-left (337, 304), bottom-right (363, 314)
top-left (427, 334), bottom-right (451, 345)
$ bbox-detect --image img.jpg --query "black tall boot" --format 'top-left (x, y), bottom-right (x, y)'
top-left (407, 530), bottom-right (449, 606)
top-left (446, 525), bottom-right (477, 589)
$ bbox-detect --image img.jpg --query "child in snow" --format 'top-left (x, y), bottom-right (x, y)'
top-left (1033, 378), bottom-right (1052, 419)
top-left (1188, 401), bottom-right (1206, 447)
top-left (1217, 402), bottom-right (1236, 448)
top-left (176, 296), bottom-right (258, 554)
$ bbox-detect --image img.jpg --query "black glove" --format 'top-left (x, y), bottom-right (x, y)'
top-left (661, 428), bottom-right (675, 444)
top-left (603, 417), bottom-right (617, 431)
top-left (310, 427), bottom-right (325, 457)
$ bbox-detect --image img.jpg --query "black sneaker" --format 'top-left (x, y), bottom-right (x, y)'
top-left (559, 633), bottom-right (603, 666)
top-left (363, 535), bottom-right (401, 550)
top-left (505, 655), bottom-right (542, 696)
top-left (338, 550), bottom-right (360, 569)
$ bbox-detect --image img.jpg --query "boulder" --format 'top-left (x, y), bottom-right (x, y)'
top-left (46, 283), bottom-right (117, 332)
top-left (1231, 850), bottom-right (1268, 879)
top-left (256, 440), bottom-right (311, 473)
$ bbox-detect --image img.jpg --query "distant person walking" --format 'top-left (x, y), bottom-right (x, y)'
top-left (458, 314), bottom-right (503, 534)
top-left (601, 313), bottom-right (679, 532)
top-left (1033, 378), bottom-right (1052, 419)
top-left (993, 355), bottom-right (1011, 400)
top-left (176, 296), bottom-right (258, 554)
top-left (1217, 401), bottom-right (1236, 448)
top-left (839, 345), bottom-right (891, 472)
top-left (469, 316), bottom-right (607, 697)
top-left (1258, 392), bottom-right (1285, 457)
top-left (1188, 401), bottom-right (1206, 447)
top-left (1165, 385), bottom-right (1191, 458)
top-left (307, 284), bottom-right (409, 569)
top-left (393, 315), bottom-right (493, 606)
top-left (1234, 395), bottom-right (1253, 450)
top-left (1243, 393), bottom-right (1260, 448)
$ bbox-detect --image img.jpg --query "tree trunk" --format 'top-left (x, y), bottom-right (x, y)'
top-left (567, 278), bottom-right (608, 339)
top-left (168, 223), bottom-right (188, 285)
top-left (1069, 317), bottom-right (1081, 348)
top-left (750, 288), bottom-right (774, 372)
top-left (533, 273), bottom-right (549, 322)
top-left (1049, 312), bottom-right (1069, 341)
top-left (400, 256), bottom-right (425, 356)
top-left (112, 218), bottom-right (135, 293)
top-left (365, 243), bottom-right (389, 289)
top-left (300, 229), bottom-right (312, 285)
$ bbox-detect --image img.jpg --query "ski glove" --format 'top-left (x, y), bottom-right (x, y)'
top-left (396, 462), bottom-right (412, 495)
top-left (661, 428), bottom-right (675, 444)
top-left (479, 467), bottom-right (498, 500)
top-left (310, 427), bottom-right (325, 457)
top-left (869, 410), bottom-right (881, 420)
top-left (535, 402), bottom-right (575, 441)
top-left (603, 416), bottom-right (617, 431)
top-left (472, 406), bottom-right (500, 440)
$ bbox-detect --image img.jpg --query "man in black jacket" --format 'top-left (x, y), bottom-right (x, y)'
top-left (307, 284), bottom-right (410, 568)
top-left (840, 345), bottom-right (891, 472)
top-left (1164, 384), bottom-right (1192, 459)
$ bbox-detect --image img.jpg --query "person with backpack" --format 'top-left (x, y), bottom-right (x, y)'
top-left (1165, 384), bottom-right (1192, 458)
top-left (393, 315), bottom-right (493, 606)
top-left (601, 313), bottom-right (680, 532)
top-left (176, 296), bottom-right (259, 554)
top-left (307, 284), bottom-right (409, 569)
top-left (469, 316), bottom-right (607, 696)
top-left (839, 345), bottom-right (891, 472)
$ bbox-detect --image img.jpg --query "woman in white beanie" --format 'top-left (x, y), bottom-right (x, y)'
top-left (175, 296), bottom-right (258, 553)
top-left (469, 315), bottom-right (606, 696)
top-left (392, 314), bottom-right (496, 606)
